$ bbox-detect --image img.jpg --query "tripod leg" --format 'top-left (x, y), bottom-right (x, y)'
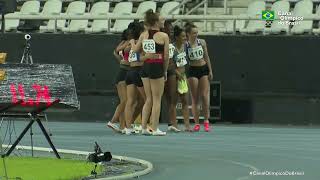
top-left (30, 55), bottom-right (33, 64)
top-left (30, 125), bottom-right (34, 157)
top-left (5, 119), bottom-right (35, 157)
top-left (36, 118), bottom-right (60, 159)
top-left (1, 132), bottom-right (9, 180)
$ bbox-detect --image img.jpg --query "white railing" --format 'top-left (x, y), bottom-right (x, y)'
top-left (4, 14), bottom-right (320, 20)
top-left (2, 13), bottom-right (320, 33)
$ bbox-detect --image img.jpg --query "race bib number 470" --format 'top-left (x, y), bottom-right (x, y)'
top-left (143, 39), bottom-right (156, 53)
top-left (188, 46), bottom-right (204, 61)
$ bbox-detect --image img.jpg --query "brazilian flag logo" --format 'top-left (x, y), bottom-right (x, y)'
top-left (262, 10), bottom-right (274, 20)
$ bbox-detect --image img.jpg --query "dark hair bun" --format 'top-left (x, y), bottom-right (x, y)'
top-left (145, 9), bottom-right (159, 27)
top-left (173, 25), bottom-right (184, 40)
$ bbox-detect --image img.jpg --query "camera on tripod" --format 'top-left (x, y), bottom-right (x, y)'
top-left (21, 34), bottom-right (33, 64)
top-left (24, 34), bottom-right (31, 41)
top-left (87, 142), bottom-right (112, 163)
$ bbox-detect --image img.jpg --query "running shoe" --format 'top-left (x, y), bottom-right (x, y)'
top-left (152, 129), bottom-right (166, 136)
top-left (193, 124), bottom-right (200, 132)
top-left (125, 128), bottom-right (134, 135)
top-left (107, 121), bottom-right (121, 133)
top-left (133, 124), bottom-right (142, 133)
top-left (141, 128), bottom-right (152, 136)
top-left (121, 128), bottom-right (127, 134)
top-left (168, 126), bottom-right (181, 132)
top-left (204, 121), bottom-right (211, 132)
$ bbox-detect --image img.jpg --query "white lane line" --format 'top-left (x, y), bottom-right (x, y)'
top-left (208, 158), bottom-right (259, 180)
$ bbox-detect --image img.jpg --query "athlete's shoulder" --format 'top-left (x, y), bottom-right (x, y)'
top-left (199, 38), bottom-right (207, 46)
top-left (140, 31), bottom-right (149, 39)
top-left (159, 31), bottom-right (169, 38)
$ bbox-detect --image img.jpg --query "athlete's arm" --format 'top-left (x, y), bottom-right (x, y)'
top-left (201, 39), bottom-right (213, 80)
top-left (113, 50), bottom-right (122, 62)
top-left (131, 32), bottom-right (146, 52)
top-left (115, 40), bottom-right (128, 53)
top-left (163, 33), bottom-right (170, 74)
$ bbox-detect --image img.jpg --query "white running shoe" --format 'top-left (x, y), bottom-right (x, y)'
top-left (152, 129), bottom-right (166, 136)
top-left (107, 121), bottom-right (120, 133)
top-left (168, 126), bottom-right (181, 132)
top-left (121, 128), bottom-right (127, 134)
top-left (125, 128), bottom-right (134, 135)
top-left (141, 128), bottom-right (152, 135)
top-left (133, 125), bottom-right (142, 133)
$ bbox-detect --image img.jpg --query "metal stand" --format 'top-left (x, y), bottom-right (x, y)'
top-left (0, 101), bottom-right (23, 180)
top-left (19, 36), bottom-right (35, 156)
top-left (0, 134), bottom-right (9, 180)
top-left (2, 99), bottom-right (61, 159)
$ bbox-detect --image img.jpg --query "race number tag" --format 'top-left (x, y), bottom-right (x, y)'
top-left (176, 52), bottom-right (187, 67)
top-left (143, 39), bottom-right (156, 53)
top-left (129, 50), bottom-right (138, 62)
top-left (169, 43), bottom-right (175, 59)
top-left (188, 46), bottom-right (204, 61)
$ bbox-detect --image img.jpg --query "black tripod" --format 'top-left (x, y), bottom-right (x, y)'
top-left (2, 99), bottom-right (61, 159)
top-left (20, 35), bottom-right (33, 64)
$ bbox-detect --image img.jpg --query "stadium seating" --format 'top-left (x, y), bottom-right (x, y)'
top-left (264, 0), bottom-right (290, 34)
top-left (5, 0), bottom-right (40, 31)
top-left (312, 5), bottom-right (320, 34)
top-left (110, 2), bottom-right (133, 32)
top-left (5, 0), bottom-right (319, 35)
top-left (60, 1), bottom-right (87, 33)
top-left (39, 0), bottom-right (63, 32)
top-left (85, 2), bottom-right (110, 33)
top-left (291, 0), bottom-right (313, 34)
top-left (219, 1), bottom-right (266, 34)
top-left (136, 1), bottom-right (157, 15)
top-left (239, 1), bottom-right (266, 34)
top-left (160, 1), bottom-right (180, 16)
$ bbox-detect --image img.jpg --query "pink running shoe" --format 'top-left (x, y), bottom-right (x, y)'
top-left (204, 121), bottom-right (211, 132)
top-left (193, 124), bottom-right (200, 132)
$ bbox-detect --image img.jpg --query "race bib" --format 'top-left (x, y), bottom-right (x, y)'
top-left (188, 46), bottom-right (204, 61)
top-left (128, 50), bottom-right (138, 62)
top-left (169, 43), bottom-right (175, 59)
top-left (142, 39), bottom-right (156, 53)
top-left (176, 52), bottom-right (187, 67)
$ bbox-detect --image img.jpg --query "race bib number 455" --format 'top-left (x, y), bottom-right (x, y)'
top-left (143, 39), bottom-right (156, 53)
top-left (176, 52), bottom-right (187, 67)
top-left (129, 50), bottom-right (138, 62)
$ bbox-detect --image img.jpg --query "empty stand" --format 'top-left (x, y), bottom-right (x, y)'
top-left (239, 1), bottom-right (266, 34)
top-left (136, 1), bottom-right (157, 15)
top-left (85, 1), bottom-right (110, 33)
top-left (110, 2), bottom-right (133, 32)
top-left (291, 0), bottom-right (313, 34)
top-left (5, 0), bottom-right (40, 31)
top-left (264, 0), bottom-right (290, 34)
top-left (160, 1), bottom-right (180, 16)
top-left (39, 0), bottom-right (63, 32)
top-left (60, 1), bottom-right (87, 33)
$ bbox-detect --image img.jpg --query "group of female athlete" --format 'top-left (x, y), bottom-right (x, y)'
top-left (107, 9), bottom-right (213, 136)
